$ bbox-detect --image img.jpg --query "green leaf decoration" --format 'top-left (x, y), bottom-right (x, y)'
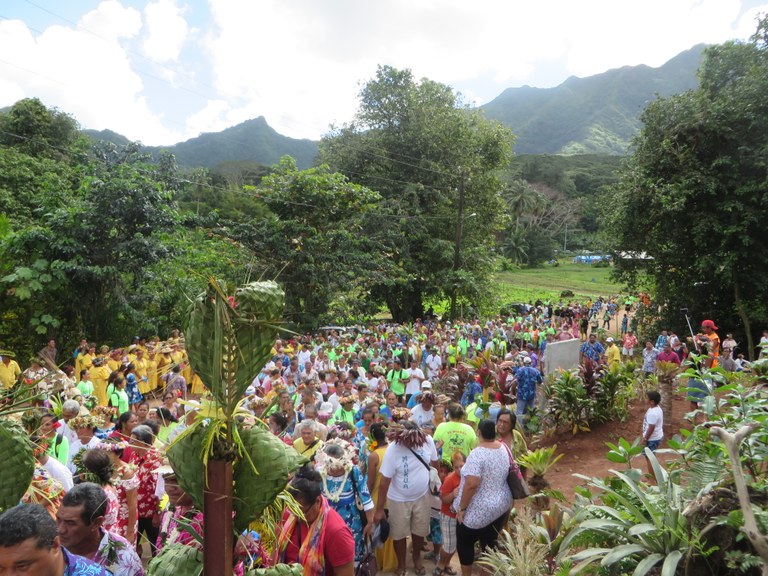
top-left (186, 279), bottom-right (284, 406)
top-left (232, 426), bottom-right (307, 534)
top-left (147, 543), bottom-right (203, 576)
top-left (167, 427), bottom-right (206, 510)
top-left (0, 419), bottom-right (36, 512)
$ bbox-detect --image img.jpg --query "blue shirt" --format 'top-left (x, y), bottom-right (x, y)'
top-left (460, 380), bottom-right (482, 407)
top-left (580, 341), bottom-right (605, 362)
top-left (63, 547), bottom-right (113, 575)
top-left (514, 366), bottom-right (542, 401)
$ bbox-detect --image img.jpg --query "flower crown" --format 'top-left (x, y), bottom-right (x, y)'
top-left (315, 438), bottom-right (357, 473)
top-left (69, 414), bottom-right (105, 430)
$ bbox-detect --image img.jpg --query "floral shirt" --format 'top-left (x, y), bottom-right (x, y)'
top-left (513, 366), bottom-right (542, 402)
top-left (62, 547), bottom-right (112, 576)
top-left (94, 529), bottom-right (144, 576)
top-left (156, 505), bottom-right (204, 552)
top-left (130, 449), bottom-right (162, 518)
top-left (115, 469), bottom-right (140, 539)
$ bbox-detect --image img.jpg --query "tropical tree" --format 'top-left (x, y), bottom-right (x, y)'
top-left (607, 17), bottom-right (768, 356)
top-left (319, 65), bottom-right (515, 320)
top-left (229, 156), bottom-right (390, 327)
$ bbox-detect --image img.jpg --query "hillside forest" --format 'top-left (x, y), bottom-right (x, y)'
top-left (2, 18), bottom-right (768, 360)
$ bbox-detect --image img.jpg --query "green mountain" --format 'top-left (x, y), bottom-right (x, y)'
top-left (85, 116), bottom-right (318, 169)
top-left (481, 44), bottom-right (706, 155)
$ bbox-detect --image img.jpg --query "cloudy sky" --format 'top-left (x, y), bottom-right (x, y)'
top-left (1, 0), bottom-right (765, 145)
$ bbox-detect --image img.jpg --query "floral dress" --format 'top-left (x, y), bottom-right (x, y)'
top-left (322, 466), bottom-right (373, 564)
top-left (114, 468), bottom-right (140, 540)
top-left (125, 373), bottom-right (143, 405)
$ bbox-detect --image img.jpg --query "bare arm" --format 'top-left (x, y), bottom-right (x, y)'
top-left (374, 476), bottom-right (391, 523)
top-left (366, 451), bottom-right (379, 494)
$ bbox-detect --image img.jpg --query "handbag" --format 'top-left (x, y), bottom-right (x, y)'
top-left (355, 538), bottom-right (378, 576)
top-left (408, 447), bottom-right (441, 496)
top-left (503, 442), bottom-right (530, 500)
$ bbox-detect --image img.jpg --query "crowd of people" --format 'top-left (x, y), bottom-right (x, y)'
top-left (0, 296), bottom-right (747, 576)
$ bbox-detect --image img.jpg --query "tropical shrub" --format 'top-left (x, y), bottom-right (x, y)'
top-left (559, 450), bottom-right (710, 575)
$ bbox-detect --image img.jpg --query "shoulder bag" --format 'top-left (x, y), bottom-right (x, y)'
top-left (502, 442), bottom-right (530, 500)
top-left (408, 447), bottom-right (441, 495)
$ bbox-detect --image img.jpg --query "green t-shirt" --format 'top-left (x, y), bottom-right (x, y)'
top-left (458, 338), bottom-right (469, 356)
top-left (434, 421), bottom-right (478, 462)
top-left (386, 369), bottom-right (408, 395)
top-left (109, 388), bottom-right (130, 415)
top-left (77, 380), bottom-right (94, 396)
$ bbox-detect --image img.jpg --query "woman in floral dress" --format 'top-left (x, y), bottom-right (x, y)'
top-left (123, 363), bottom-right (143, 410)
top-left (316, 439), bottom-right (374, 564)
top-left (81, 445), bottom-right (139, 545)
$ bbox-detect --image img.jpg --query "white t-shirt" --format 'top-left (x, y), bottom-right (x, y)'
top-left (426, 355), bottom-right (442, 379)
top-left (643, 405), bottom-right (664, 441)
top-left (380, 437), bottom-right (438, 502)
top-left (409, 405), bottom-right (434, 428)
top-left (406, 368), bottom-right (424, 396)
top-left (43, 456), bottom-right (73, 491)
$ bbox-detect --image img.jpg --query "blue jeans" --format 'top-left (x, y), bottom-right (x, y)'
top-left (516, 396), bottom-right (535, 417)
top-left (646, 439), bottom-right (660, 451)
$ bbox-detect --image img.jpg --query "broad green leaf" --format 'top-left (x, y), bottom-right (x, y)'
top-left (601, 544), bottom-right (646, 566)
top-left (633, 553), bottom-right (663, 576)
top-left (660, 550), bottom-right (683, 576)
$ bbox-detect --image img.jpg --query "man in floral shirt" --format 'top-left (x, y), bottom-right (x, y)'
top-left (57, 483), bottom-right (144, 576)
top-left (0, 503), bottom-right (112, 576)
top-left (129, 425), bottom-right (162, 557)
top-left (512, 356), bottom-right (543, 423)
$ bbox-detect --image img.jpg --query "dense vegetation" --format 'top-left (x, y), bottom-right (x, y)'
top-left (2, 20), bottom-right (767, 361)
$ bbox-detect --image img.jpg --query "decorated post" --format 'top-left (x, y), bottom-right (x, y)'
top-left (150, 279), bottom-right (306, 575)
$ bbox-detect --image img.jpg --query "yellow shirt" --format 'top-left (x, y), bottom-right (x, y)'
top-left (0, 360), bottom-right (21, 388)
top-left (606, 344), bottom-right (621, 367)
top-left (90, 365), bottom-right (112, 406)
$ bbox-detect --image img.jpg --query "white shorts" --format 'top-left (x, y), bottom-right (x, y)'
top-left (621, 348), bottom-right (634, 356)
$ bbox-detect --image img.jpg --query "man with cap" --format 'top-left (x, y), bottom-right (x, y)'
top-left (0, 351), bottom-right (22, 390)
top-left (512, 356), bottom-right (542, 424)
top-left (695, 320), bottom-right (721, 366)
top-left (605, 337), bottom-right (621, 368)
top-left (407, 380), bottom-right (432, 409)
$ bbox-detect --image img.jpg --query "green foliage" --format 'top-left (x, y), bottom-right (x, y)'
top-left (608, 19), bottom-right (768, 356)
top-left (231, 156), bottom-right (389, 327)
top-left (319, 65), bottom-right (514, 321)
top-left (604, 437), bottom-right (645, 469)
top-left (560, 451), bottom-right (706, 576)
top-left (518, 445), bottom-right (564, 478)
top-left (478, 508), bottom-right (551, 576)
top-left (0, 97), bottom-right (84, 159)
top-left (548, 370), bottom-right (593, 435)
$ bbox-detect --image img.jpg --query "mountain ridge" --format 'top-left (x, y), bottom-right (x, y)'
top-left (81, 44), bottom-right (708, 166)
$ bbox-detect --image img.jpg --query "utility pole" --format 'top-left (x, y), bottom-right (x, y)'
top-left (450, 170), bottom-right (466, 321)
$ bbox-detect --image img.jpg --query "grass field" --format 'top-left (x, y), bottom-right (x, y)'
top-left (495, 262), bottom-right (621, 303)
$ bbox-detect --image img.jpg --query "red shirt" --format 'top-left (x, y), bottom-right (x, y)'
top-left (440, 471), bottom-right (461, 517)
top-left (282, 507), bottom-right (354, 576)
top-left (657, 350), bottom-right (680, 365)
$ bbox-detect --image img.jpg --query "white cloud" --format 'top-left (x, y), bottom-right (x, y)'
top-left (2, 0), bottom-right (764, 145)
top-left (142, 0), bottom-right (189, 62)
top-left (0, 1), bottom-right (188, 145)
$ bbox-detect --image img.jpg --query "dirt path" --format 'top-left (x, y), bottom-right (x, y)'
top-left (540, 393), bottom-right (692, 501)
